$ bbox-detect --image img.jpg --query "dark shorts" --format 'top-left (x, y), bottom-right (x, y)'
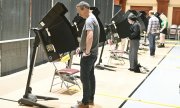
top-left (160, 28), bottom-right (167, 35)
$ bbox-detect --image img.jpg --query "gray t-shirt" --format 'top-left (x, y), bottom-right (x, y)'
top-left (80, 13), bottom-right (100, 56)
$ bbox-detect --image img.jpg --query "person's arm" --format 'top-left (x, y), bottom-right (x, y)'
top-left (85, 30), bottom-right (93, 55)
top-left (129, 24), bottom-right (140, 39)
top-left (160, 20), bottom-right (167, 32)
top-left (147, 18), bottom-right (152, 34)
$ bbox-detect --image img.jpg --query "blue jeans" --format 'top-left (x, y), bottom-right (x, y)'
top-left (80, 54), bottom-right (97, 105)
top-left (148, 34), bottom-right (156, 55)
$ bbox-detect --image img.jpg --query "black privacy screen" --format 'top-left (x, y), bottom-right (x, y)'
top-left (36, 2), bottom-right (79, 62)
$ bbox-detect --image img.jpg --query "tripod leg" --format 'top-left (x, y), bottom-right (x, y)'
top-left (18, 98), bottom-right (52, 108)
top-left (96, 42), bottom-right (105, 65)
top-left (95, 41), bottom-right (116, 71)
top-left (18, 29), bottom-right (58, 108)
top-left (36, 95), bottom-right (58, 100)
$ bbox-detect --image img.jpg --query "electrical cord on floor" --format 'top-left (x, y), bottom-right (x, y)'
top-left (0, 97), bottom-right (18, 102)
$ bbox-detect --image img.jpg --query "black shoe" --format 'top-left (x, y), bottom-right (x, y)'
top-left (150, 54), bottom-right (155, 56)
top-left (133, 66), bottom-right (141, 73)
top-left (134, 69), bottom-right (141, 73)
top-left (150, 52), bottom-right (155, 56)
top-left (158, 43), bottom-right (165, 48)
top-left (77, 100), bottom-right (94, 105)
top-left (137, 64), bottom-right (142, 67)
top-left (128, 68), bottom-right (134, 71)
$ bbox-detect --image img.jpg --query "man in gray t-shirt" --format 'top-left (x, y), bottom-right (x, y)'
top-left (72, 1), bottom-right (100, 108)
top-left (80, 13), bottom-right (99, 56)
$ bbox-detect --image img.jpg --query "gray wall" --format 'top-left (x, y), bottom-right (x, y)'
top-left (0, 0), bottom-right (30, 76)
top-left (0, 0), bottom-right (51, 76)
top-left (1, 41), bottom-right (28, 76)
top-left (54, 0), bottom-right (95, 23)
top-left (0, 0), bottom-right (29, 40)
top-left (31, 0), bottom-right (52, 28)
top-left (95, 0), bottom-right (113, 24)
top-left (54, 0), bottom-right (113, 25)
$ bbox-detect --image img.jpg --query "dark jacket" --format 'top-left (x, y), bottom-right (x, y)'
top-left (129, 22), bottom-right (141, 40)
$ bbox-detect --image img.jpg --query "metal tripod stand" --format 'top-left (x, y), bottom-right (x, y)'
top-left (18, 28), bottom-right (58, 108)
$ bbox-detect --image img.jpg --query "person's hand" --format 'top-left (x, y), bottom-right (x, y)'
top-left (76, 47), bottom-right (80, 55)
top-left (160, 29), bottom-right (163, 32)
top-left (82, 52), bottom-right (91, 57)
top-left (107, 39), bottom-right (113, 45)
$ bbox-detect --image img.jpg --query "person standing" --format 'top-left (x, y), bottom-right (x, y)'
top-left (147, 10), bottom-right (160, 56)
top-left (158, 13), bottom-right (168, 48)
top-left (127, 14), bottom-right (141, 73)
top-left (72, 1), bottom-right (100, 108)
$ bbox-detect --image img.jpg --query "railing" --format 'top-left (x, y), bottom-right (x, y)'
top-left (0, 37), bottom-right (34, 44)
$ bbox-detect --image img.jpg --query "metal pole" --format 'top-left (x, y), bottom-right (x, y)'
top-left (27, 0), bottom-right (32, 69)
top-left (112, 0), bottom-right (114, 17)
top-left (51, 0), bottom-right (54, 7)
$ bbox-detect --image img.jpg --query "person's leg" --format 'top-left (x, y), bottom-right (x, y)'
top-left (120, 38), bottom-right (126, 52)
top-left (158, 33), bottom-right (165, 48)
top-left (161, 34), bottom-right (165, 44)
top-left (159, 28), bottom-right (167, 48)
top-left (118, 38), bottom-right (125, 57)
top-left (80, 55), bottom-right (96, 105)
top-left (149, 34), bottom-right (156, 56)
top-left (152, 34), bottom-right (156, 55)
top-left (129, 40), bottom-right (133, 69)
top-left (89, 56), bottom-right (97, 103)
top-left (148, 34), bottom-right (154, 56)
top-left (162, 29), bottom-right (167, 46)
top-left (130, 40), bottom-right (139, 70)
top-left (89, 67), bottom-right (95, 102)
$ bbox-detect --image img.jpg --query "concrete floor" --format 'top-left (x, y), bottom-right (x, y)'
top-left (0, 40), bottom-right (178, 108)
top-left (122, 45), bottom-right (180, 108)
